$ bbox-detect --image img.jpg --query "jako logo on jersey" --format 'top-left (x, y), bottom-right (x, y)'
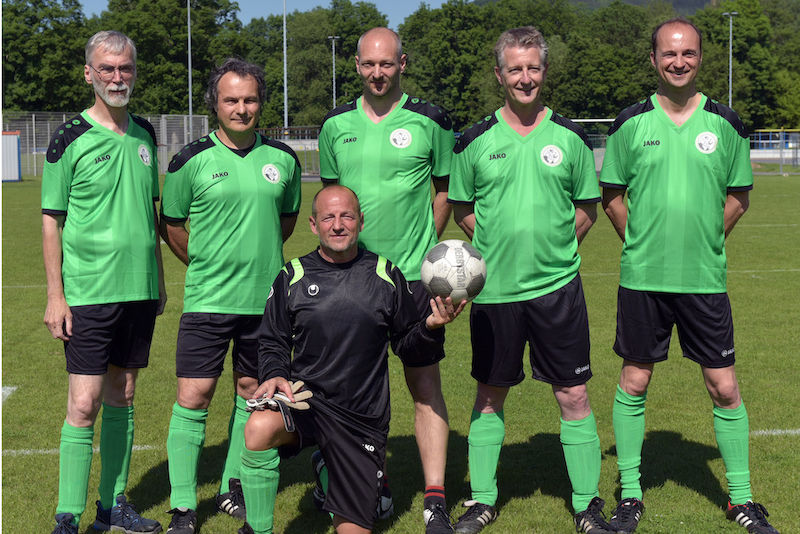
top-left (643, 140), bottom-right (660, 147)
top-left (721, 347), bottom-right (735, 357)
top-left (262, 164), bottom-right (281, 183)
top-left (389, 128), bottom-right (412, 149)
top-left (343, 137), bottom-right (357, 144)
top-left (489, 153), bottom-right (506, 160)
top-left (94, 154), bottom-right (111, 164)
top-left (695, 132), bottom-right (718, 154)
top-left (138, 144), bottom-right (151, 166)
top-left (212, 171), bottom-right (229, 179)
top-left (363, 443), bottom-right (375, 453)
top-left (307, 284), bottom-right (319, 296)
top-left (574, 364), bottom-right (590, 374)
top-left (541, 145), bottom-right (563, 167)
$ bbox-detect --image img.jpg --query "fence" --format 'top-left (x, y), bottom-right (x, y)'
top-left (750, 129), bottom-right (800, 174)
top-left (1, 111), bottom-right (208, 176)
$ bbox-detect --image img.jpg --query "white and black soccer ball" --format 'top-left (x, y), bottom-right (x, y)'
top-left (420, 239), bottom-right (487, 304)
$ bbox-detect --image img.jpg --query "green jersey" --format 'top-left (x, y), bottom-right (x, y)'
top-left (161, 132), bottom-right (301, 314)
top-left (599, 93), bottom-right (752, 293)
top-left (449, 108), bottom-right (600, 304)
top-left (41, 111), bottom-right (160, 306)
top-left (319, 93), bottom-right (455, 280)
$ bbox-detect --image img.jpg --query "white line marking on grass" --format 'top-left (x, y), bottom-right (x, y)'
top-left (580, 268), bottom-right (800, 278)
top-left (3, 282), bottom-right (185, 289)
top-left (3, 445), bottom-right (158, 457)
top-left (2, 386), bottom-right (18, 402)
top-left (739, 223), bottom-right (798, 227)
top-left (751, 428), bottom-right (800, 437)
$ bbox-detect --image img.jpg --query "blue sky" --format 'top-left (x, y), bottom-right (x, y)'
top-left (78, 1), bottom-right (447, 30)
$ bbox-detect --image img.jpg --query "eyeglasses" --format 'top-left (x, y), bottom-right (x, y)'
top-left (90, 63), bottom-right (135, 81)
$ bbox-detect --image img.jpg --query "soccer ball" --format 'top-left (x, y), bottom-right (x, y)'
top-left (420, 239), bottom-right (487, 304)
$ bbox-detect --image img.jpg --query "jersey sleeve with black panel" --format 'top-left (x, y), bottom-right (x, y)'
top-left (599, 93), bottom-right (753, 294)
top-left (161, 132), bottom-right (302, 314)
top-left (448, 108), bottom-right (600, 304)
top-left (257, 248), bottom-right (443, 432)
top-left (41, 111), bottom-right (160, 306)
top-left (318, 94), bottom-right (456, 281)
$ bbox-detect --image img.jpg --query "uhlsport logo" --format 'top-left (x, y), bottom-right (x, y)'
top-left (541, 145), bottom-right (563, 167)
top-left (307, 284), bottom-right (319, 296)
top-left (138, 144), bottom-right (151, 166)
top-left (390, 128), bottom-right (412, 149)
top-left (262, 164), bottom-right (281, 183)
top-left (695, 132), bottom-right (718, 154)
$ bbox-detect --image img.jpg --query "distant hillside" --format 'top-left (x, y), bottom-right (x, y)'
top-left (474, 0), bottom-right (713, 15)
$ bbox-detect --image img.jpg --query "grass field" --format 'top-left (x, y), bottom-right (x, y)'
top-left (2, 175), bottom-right (798, 533)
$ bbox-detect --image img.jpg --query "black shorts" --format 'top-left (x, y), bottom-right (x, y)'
top-left (401, 279), bottom-right (445, 367)
top-left (278, 402), bottom-right (386, 529)
top-left (175, 313), bottom-right (260, 378)
top-left (64, 300), bottom-right (158, 375)
top-left (469, 275), bottom-right (591, 387)
top-left (614, 287), bottom-right (735, 368)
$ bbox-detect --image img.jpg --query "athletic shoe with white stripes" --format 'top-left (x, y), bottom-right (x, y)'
top-left (574, 497), bottom-right (617, 534)
top-left (454, 500), bottom-right (497, 533)
top-left (216, 478), bottom-right (246, 520)
top-left (52, 513), bottom-right (78, 534)
top-left (94, 495), bottom-right (162, 533)
top-left (726, 501), bottom-right (780, 533)
top-left (608, 497), bottom-right (645, 533)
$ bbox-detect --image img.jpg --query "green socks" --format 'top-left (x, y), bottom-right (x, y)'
top-left (714, 402), bottom-right (751, 505)
top-left (167, 402), bottom-right (208, 509)
top-left (56, 421), bottom-right (94, 522)
top-left (613, 384), bottom-right (647, 500)
top-left (220, 395), bottom-right (249, 494)
top-left (240, 447), bottom-right (280, 534)
top-left (467, 410), bottom-right (505, 506)
top-left (98, 404), bottom-right (134, 509)
top-left (561, 412), bottom-right (601, 513)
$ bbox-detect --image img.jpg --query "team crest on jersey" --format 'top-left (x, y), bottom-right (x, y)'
top-left (695, 132), bottom-right (718, 154)
top-left (540, 145), bottom-right (563, 167)
top-left (262, 164), bottom-right (281, 183)
top-left (138, 144), bottom-right (151, 166)
top-left (307, 284), bottom-right (319, 296)
top-left (389, 128), bottom-right (412, 149)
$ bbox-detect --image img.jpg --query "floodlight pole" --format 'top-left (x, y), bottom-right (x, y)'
top-left (283, 0), bottom-right (288, 139)
top-left (722, 11), bottom-right (738, 108)
top-left (187, 0), bottom-right (193, 139)
top-left (328, 36), bottom-right (340, 108)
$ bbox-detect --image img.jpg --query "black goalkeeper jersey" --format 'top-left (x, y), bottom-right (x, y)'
top-left (257, 248), bottom-right (443, 432)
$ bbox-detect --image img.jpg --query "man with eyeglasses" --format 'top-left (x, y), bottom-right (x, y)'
top-left (42, 30), bottom-right (165, 534)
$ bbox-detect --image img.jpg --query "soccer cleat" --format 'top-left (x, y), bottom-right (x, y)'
top-left (608, 497), bottom-right (644, 533)
top-left (726, 501), bottom-right (780, 533)
top-left (424, 502), bottom-right (455, 533)
top-left (311, 450), bottom-right (327, 511)
top-left (52, 513), bottom-right (78, 534)
top-left (165, 508), bottom-right (197, 534)
top-left (574, 497), bottom-right (617, 534)
top-left (94, 496), bottom-right (162, 533)
top-left (454, 500), bottom-right (498, 533)
top-left (217, 477), bottom-right (247, 520)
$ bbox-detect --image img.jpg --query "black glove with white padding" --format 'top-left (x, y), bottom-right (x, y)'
top-left (245, 380), bottom-right (313, 432)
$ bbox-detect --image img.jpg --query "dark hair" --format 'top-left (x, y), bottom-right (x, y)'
top-left (651, 17), bottom-right (703, 55)
top-left (204, 58), bottom-right (266, 116)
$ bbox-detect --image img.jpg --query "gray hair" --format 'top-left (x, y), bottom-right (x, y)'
top-left (204, 58), bottom-right (266, 116)
top-left (494, 26), bottom-right (548, 68)
top-left (356, 27), bottom-right (403, 59)
top-left (85, 31), bottom-right (137, 65)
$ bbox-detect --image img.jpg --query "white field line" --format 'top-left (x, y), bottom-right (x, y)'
top-left (2, 386), bottom-right (18, 402)
top-left (3, 281), bottom-right (185, 289)
top-left (3, 445), bottom-right (158, 457)
top-left (751, 428), bottom-right (800, 437)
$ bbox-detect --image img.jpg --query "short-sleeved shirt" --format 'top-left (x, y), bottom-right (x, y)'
top-left (258, 249), bottom-right (444, 433)
top-left (599, 93), bottom-right (753, 294)
top-left (161, 131), bottom-right (301, 314)
top-left (448, 108), bottom-right (600, 303)
top-left (319, 93), bottom-right (455, 281)
top-left (41, 111), bottom-right (160, 306)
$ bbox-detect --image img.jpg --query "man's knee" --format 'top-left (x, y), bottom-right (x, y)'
top-left (176, 377), bottom-right (218, 410)
top-left (404, 364), bottom-right (444, 404)
top-left (244, 411), bottom-right (291, 451)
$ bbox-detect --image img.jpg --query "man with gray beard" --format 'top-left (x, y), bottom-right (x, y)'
top-left (42, 30), bottom-right (165, 534)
